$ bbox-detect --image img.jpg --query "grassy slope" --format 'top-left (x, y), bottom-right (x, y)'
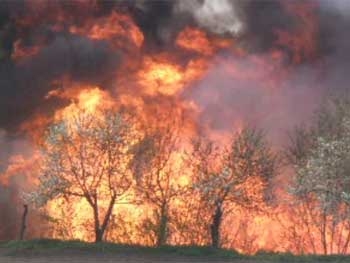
top-left (1, 239), bottom-right (350, 262)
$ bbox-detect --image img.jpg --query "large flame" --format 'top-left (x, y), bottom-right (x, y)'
top-left (69, 11), bottom-right (144, 50)
top-left (2, 0), bottom-right (343, 255)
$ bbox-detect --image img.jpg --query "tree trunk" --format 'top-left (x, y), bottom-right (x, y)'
top-left (19, 204), bottom-right (28, 240)
top-left (341, 225), bottom-right (350, 254)
top-left (95, 228), bottom-right (103, 243)
top-left (156, 204), bottom-right (168, 247)
top-left (210, 203), bottom-right (222, 249)
top-left (92, 194), bottom-right (116, 243)
top-left (93, 206), bottom-right (102, 243)
top-left (321, 211), bottom-right (328, 255)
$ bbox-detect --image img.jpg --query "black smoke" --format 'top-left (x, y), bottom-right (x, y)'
top-left (0, 0), bottom-right (350, 242)
top-left (0, 0), bottom-right (350, 130)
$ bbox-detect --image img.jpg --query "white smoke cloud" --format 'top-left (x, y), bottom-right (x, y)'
top-left (175, 0), bottom-right (244, 35)
top-left (320, 0), bottom-right (350, 17)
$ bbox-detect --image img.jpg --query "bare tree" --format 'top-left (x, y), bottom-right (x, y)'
top-left (191, 127), bottom-right (278, 248)
top-left (24, 108), bottom-right (138, 242)
top-left (19, 204), bottom-right (28, 240)
top-left (131, 117), bottom-right (187, 247)
top-left (279, 196), bottom-right (350, 254)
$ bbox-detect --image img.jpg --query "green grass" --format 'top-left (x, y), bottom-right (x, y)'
top-left (1, 239), bottom-right (350, 262)
top-left (0, 239), bottom-right (241, 258)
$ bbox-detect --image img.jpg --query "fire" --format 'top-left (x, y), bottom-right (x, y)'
top-left (58, 87), bottom-right (106, 114)
top-left (46, 85), bottom-right (114, 120)
top-left (11, 40), bottom-right (43, 62)
top-left (39, 86), bottom-right (138, 242)
top-left (2, 0), bottom-right (341, 255)
top-left (275, 1), bottom-right (319, 63)
top-left (136, 52), bottom-right (212, 97)
top-left (137, 57), bottom-right (185, 96)
top-left (70, 11), bottom-right (144, 50)
top-left (11, 8), bottom-right (144, 62)
top-left (176, 26), bottom-right (233, 56)
top-left (0, 154), bottom-right (40, 187)
top-left (176, 27), bottom-right (216, 56)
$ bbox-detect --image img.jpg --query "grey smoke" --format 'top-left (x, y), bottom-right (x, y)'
top-left (174, 0), bottom-right (245, 36)
top-left (321, 0), bottom-right (350, 18)
top-left (185, 54), bottom-right (323, 145)
top-left (0, 129), bottom-right (34, 240)
top-left (0, 0), bottom-right (350, 241)
top-left (0, 34), bottom-right (121, 130)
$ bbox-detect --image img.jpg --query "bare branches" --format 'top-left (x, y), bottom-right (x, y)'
top-left (25, 108), bottom-right (138, 242)
top-left (193, 126), bottom-right (278, 209)
top-left (131, 113), bottom-right (186, 246)
top-left (190, 126), bottom-right (279, 248)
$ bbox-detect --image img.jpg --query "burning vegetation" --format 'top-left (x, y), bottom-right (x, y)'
top-left (1, 0), bottom-right (350, 255)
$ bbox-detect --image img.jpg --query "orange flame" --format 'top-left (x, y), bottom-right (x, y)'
top-left (2, 1), bottom-right (334, 254)
top-left (70, 11), bottom-right (144, 50)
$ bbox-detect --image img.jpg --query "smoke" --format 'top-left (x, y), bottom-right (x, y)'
top-left (321, 0), bottom-right (350, 18)
top-left (0, 0), bottom-right (349, 134)
top-left (183, 0), bottom-right (350, 145)
top-left (185, 54), bottom-right (323, 145)
top-left (0, 128), bottom-right (35, 240)
top-left (129, 0), bottom-right (245, 46)
top-left (317, 0), bottom-right (350, 95)
top-left (174, 0), bottom-right (245, 36)
top-left (0, 129), bottom-right (11, 219)
top-left (0, 0), bottom-right (349, 148)
top-left (0, 34), bottom-right (121, 130)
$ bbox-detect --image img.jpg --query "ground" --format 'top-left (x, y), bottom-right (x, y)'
top-left (0, 240), bottom-right (349, 263)
top-left (0, 248), bottom-right (256, 263)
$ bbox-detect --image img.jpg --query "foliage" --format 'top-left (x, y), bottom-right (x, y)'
top-left (194, 127), bottom-right (278, 208)
top-left (131, 115), bottom-right (187, 246)
top-left (23, 109), bottom-right (139, 242)
top-left (191, 126), bottom-right (279, 248)
top-left (290, 96), bottom-right (350, 216)
top-left (287, 95), bottom-right (350, 254)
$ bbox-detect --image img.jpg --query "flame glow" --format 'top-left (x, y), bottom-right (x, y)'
top-left (2, 0), bottom-right (344, 255)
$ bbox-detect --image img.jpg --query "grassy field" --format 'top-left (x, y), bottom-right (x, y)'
top-left (0, 239), bottom-right (350, 262)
